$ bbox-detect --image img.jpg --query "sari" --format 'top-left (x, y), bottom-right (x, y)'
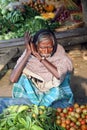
top-left (12, 73), bottom-right (74, 108)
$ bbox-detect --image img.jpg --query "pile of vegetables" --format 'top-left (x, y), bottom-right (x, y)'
top-left (55, 103), bottom-right (87, 130)
top-left (0, 0), bottom-right (60, 40)
top-left (0, 103), bottom-right (87, 130)
top-left (0, 105), bottom-right (65, 130)
top-left (0, 0), bottom-right (82, 40)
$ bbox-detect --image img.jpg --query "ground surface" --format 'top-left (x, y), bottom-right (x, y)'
top-left (0, 45), bottom-right (87, 105)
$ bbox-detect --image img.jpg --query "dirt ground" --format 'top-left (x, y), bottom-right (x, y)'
top-left (0, 45), bottom-right (87, 105)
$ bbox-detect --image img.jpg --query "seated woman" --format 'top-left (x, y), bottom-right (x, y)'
top-left (10, 29), bottom-right (74, 108)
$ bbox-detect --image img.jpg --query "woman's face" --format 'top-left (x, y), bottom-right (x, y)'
top-left (37, 39), bottom-right (54, 58)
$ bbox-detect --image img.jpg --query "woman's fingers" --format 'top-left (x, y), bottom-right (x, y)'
top-left (30, 43), bottom-right (36, 53)
top-left (24, 31), bottom-right (32, 44)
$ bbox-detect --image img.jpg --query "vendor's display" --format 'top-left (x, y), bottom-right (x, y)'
top-left (0, 0), bottom-right (83, 40)
top-left (0, 105), bottom-right (65, 130)
top-left (56, 103), bottom-right (87, 130)
top-left (0, 103), bottom-right (87, 130)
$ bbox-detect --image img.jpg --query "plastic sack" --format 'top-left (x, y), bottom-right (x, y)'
top-left (5, 2), bottom-right (24, 11)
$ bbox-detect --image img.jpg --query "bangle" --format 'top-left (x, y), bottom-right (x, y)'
top-left (40, 57), bottom-right (45, 62)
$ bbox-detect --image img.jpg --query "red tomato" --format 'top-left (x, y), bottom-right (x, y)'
top-left (70, 122), bottom-right (75, 127)
top-left (60, 112), bottom-right (66, 117)
top-left (65, 119), bottom-right (71, 125)
top-left (81, 124), bottom-right (87, 130)
top-left (68, 107), bottom-right (74, 112)
top-left (81, 120), bottom-right (86, 125)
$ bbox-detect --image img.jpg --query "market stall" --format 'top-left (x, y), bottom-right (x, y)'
top-left (1, 0), bottom-right (87, 71)
top-left (0, 102), bottom-right (87, 130)
top-left (0, 1), bottom-right (87, 130)
top-left (0, 0), bottom-right (84, 40)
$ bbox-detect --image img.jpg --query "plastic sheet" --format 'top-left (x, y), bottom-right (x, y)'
top-left (0, 97), bottom-right (32, 113)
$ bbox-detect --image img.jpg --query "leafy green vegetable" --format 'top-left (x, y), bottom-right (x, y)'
top-left (0, 105), bottom-right (65, 130)
top-left (0, 4), bottom-right (60, 40)
top-left (23, 5), bottom-right (40, 19)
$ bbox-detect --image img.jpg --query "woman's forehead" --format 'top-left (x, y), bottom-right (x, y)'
top-left (38, 39), bottom-right (53, 46)
top-left (40, 36), bottom-right (53, 42)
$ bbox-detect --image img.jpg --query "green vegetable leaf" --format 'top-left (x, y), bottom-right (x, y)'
top-left (31, 125), bottom-right (44, 130)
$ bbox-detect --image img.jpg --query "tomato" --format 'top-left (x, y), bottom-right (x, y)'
top-left (70, 122), bottom-right (75, 127)
top-left (63, 108), bottom-right (68, 114)
top-left (76, 121), bottom-right (81, 126)
top-left (74, 103), bottom-right (79, 108)
top-left (78, 118), bottom-right (83, 122)
top-left (70, 116), bottom-right (77, 123)
top-left (56, 116), bottom-right (61, 121)
top-left (66, 125), bottom-right (70, 129)
top-left (69, 127), bottom-right (77, 130)
top-left (61, 122), bottom-right (66, 128)
top-left (56, 119), bottom-right (61, 125)
top-left (81, 120), bottom-right (86, 125)
top-left (60, 112), bottom-right (66, 117)
top-left (82, 109), bottom-right (87, 115)
top-left (65, 119), bottom-right (71, 125)
top-left (81, 113), bottom-right (86, 119)
top-left (75, 107), bottom-right (82, 113)
top-left (68, 107), bottom-right (74, 112)
top-left (75, 113), bottom-right (80, 119)
top-left (70, 111), bottom-right (76, 117)
top-left (56, 108), bottom-right (62, 113)
top-left (61, 118), bottom-right (66, 123)
top-left (81, 124), bottom-right (87, 130)
top-left (80, 105), bottom-right (86, 110)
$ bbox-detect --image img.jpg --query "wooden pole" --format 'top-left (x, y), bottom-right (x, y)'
top-left (81, 0), bottom-right (87, 26)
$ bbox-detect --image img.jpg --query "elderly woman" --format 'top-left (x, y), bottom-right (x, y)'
top-left (10, 29), bottom-right (74, 108)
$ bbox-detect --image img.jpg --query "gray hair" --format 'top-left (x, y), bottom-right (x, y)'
top-left (33, 29), bottom-right (57, 55)
top-left (35, 32), bottom-right (55, 46)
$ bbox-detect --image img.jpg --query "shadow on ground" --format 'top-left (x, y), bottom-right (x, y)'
top-left (71, 74), bottom-right (87, 105)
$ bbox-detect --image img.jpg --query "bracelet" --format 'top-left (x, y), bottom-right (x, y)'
top-left (40, 57), bottom-right (45, 62)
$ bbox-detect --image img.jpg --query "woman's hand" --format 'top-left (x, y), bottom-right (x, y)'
top-left (24, 32), bottom-right (41, 61)
top-left (24, 32), bottom-right (32, 55)
top-left (30, 43), bottom-right (42, 61)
